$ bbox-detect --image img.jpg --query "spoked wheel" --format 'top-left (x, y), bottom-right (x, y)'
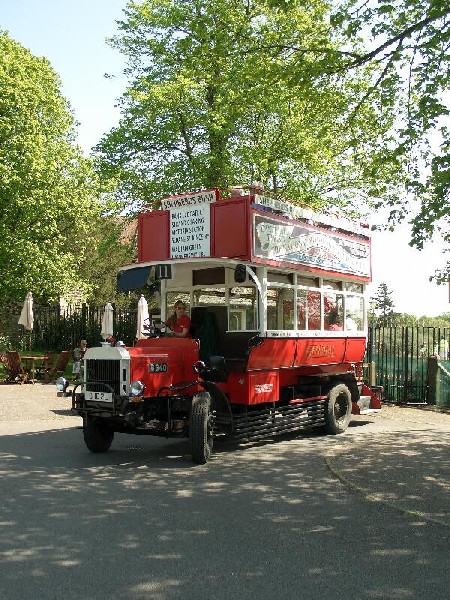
top-left (83, 416), bottom-right (114, 452)
top-left (190, 391), bottom-right (214, 464)
top-left (324, 383), bottom-right (352, 434)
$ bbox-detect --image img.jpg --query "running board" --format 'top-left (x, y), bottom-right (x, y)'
top-left (231, 399), bottom-right (326, 441)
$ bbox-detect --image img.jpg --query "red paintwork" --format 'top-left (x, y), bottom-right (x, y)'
top-left (247, 339), bottom-right (298, 369)
top-left (129, 338), bottom-right (201, 397)
top-left (131, 190), bottom-right (374, 410)
top-left (138, 211), bottom-right (170, 262)
top-left (211, 198), bottom-right (250, 258)
top-left (247, 337), bottom-right (366, 371)
top-left (361, 383), bottom-right (383, 410)
top-left (127, 335), bottom-right (367, 407)
top-left (137, 194), bottom-right (371, 282)
top-left (227, 370), bottom-right (279, 405)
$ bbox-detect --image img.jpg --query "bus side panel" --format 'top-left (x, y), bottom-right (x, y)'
top-left (247, 338), bottom-right (353, 370)
top-left (138, 211), bottom-right (170, 262)
top-left (344, 338), bottom-right (367, 363)
top-left (212, 199), bottom-right (250, 259)
top-left (247, 339), bottom-right (297, 369)
top-left (295, 338), bottom-right (346, 366)
top-left (227, 371), bottom-right (279, 405)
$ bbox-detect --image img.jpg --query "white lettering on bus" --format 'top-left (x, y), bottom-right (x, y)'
top-left (255, 220), bottom-right (370, 276)
top-left (161, 191), bottom-right (216, 209)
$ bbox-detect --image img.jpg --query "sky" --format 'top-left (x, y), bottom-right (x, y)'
top-left (2, 0), bottom-right (449, 317)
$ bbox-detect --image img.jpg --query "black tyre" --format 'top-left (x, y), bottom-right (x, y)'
top-left (83, 416), bottom-right (114, 452)
top-left (190, 392), bottom-right (213, 464)
top-left (324, 383), bottom-right (352, 434)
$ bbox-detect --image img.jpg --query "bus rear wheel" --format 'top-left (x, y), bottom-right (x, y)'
top-left (190, 392), bottom-right (213, 464)
top-left (324, 383), bottom-right (352, 434)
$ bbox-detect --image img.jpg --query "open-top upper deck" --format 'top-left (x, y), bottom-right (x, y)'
top-left (135, 188), bottom-right (371, 283)
top-left (118, 189), bottom-right (371, 351)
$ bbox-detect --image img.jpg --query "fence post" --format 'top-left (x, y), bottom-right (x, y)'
top-left (368, 361), bottom-right (376, 387)
top-left (426, 356), bottom-right (438, 405)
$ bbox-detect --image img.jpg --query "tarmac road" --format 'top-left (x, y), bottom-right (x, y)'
top-left (0, 383), bottom-right (449, 600)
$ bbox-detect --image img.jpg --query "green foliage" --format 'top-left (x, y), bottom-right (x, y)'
top-left (371, 282), bottom-right (395, 324)
top-left (0, 334), bottom-right (12, 351)
top-left (373, 311), bottom-right (450, 328)
top-left (331, 0), bottom-right (450, 274)
top-left (0, 32), bottom-right (134, 303)
top-left (95, 0), bottom-right (402, 214)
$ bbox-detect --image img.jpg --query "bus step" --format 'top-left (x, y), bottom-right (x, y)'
top-left (357, 396), bottom-right (382, 414)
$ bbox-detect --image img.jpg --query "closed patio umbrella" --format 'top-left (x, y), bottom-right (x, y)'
top-left (136, 294), bottom-right (150, 340)
top-left (18, 292), bottom-right (34, 331)
top-left (100, 303), bottom-right (114, 341)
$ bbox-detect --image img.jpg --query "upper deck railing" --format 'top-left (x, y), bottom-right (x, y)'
top-left (136, 188), bottom-right (372, 283)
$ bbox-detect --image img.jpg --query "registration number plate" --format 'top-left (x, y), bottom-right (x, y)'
top-left (85, 391), bottom-right (113, 402)
top-left (149, 363), bottom-right (168, 373)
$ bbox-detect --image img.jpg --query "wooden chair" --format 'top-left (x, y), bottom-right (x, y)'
top-left (0, 352), bottom-right (6, 381)
top-left (42, 350), bottom-right (70, 383)
top-left (1, 351), bottom-right (29, 384)
top-left (36, 353), bottom-right (56, 381)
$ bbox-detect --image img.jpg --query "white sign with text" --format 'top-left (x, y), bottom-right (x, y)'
top-left (170, 203), bottom-right (211, 258)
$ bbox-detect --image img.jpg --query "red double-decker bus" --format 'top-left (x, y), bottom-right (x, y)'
top-left (66, 188), bottom-right (381, 463)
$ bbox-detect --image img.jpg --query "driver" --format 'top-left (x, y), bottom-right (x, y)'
top-left (155, 300), bottom-right (192, 338)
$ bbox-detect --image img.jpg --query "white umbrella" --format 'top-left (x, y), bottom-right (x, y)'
top-left (136, 294), bottom-right (150, 340)
top-left (100, 303), bottom-right (114, 341)
top-left (18, 291), bottom-right (34, 331)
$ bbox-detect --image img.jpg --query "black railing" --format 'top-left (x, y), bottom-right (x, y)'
top-left (2, 303), bottom-right (139, 352)
top-left (3, 303), bottom-right (449, 405)
top-left (367, 326), bottom-right (450, 404)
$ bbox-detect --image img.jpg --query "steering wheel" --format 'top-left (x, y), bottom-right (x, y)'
top-left (142, 323), bottom-right (167, 338)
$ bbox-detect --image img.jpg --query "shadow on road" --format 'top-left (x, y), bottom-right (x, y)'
top-left (0, 419), bottom-right (449, 599)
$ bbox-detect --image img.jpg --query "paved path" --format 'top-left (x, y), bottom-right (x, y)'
top-left (0, 383), bottom-right (449, 599)
top-left (328, 407), bottom-right (450, 527)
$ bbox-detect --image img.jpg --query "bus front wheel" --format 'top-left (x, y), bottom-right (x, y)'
top-left (190, 392), bottom-right (213, 464)
top-left (83, 416), bottom-right (114, 452)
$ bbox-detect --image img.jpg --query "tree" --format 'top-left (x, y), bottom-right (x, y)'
top-left (330, 1), bottom-right (450, 276)
top-left (96, 0), bottom-right (402, 212)
top-left (0, 32), bottom-right (134, 303)
top-left (371, 283), bottom-right (395, 324)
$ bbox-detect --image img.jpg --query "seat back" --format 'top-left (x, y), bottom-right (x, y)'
top-left (189, 307), bottom-right (208, 338)
top-left (5, 351), bottom-right (22, 376)
top-left (0, 353), bottom-right (8, 378)
top-left (196, 311), bottom-right (219, 362)
top-left (44, 353), bottom-right (56, 370)
top-left (53, 350), bottom-right (70, 375)
top-left (4, 351), bottom-right (27, 382)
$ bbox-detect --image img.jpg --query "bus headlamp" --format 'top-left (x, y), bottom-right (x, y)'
top-left (131, 380), bottom-right (145, 397)
top-left (56, 376), bottom-right (68, 392)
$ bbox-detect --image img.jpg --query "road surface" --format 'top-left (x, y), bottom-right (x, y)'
top-left (0, 384), bottom-right (448, 599)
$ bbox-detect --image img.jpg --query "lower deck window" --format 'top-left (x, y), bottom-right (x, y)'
top-left (229, 287), bottom-right (257, 331)
top-left (297, 289), bottom-right (321, 330)
top-left (267, 288), bottom-right (294, 330)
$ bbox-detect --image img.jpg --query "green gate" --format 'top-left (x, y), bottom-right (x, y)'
top-left (367, 326), bottom-right (450, 404)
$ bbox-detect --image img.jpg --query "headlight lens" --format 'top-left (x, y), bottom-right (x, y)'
top-left (131, 380), bottom-right (145, 397)
top-left (56, 376), bottom-right (67, 392)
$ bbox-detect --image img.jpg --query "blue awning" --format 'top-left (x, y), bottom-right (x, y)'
top-left (117, 266), bottom-right (152, 291)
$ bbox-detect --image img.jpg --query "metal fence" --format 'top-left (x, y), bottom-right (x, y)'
top-left (434, 360), bottom-right (450, 408)
top-left (1, 303), bottom-right (139, 352)
top-left (3, 305), bottom-right (450, 406)
top-left (367, 325), bottom-right (450, 404)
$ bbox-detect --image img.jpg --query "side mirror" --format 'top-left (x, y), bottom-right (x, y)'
top-left (234, 264), bottom-right (247, 283)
